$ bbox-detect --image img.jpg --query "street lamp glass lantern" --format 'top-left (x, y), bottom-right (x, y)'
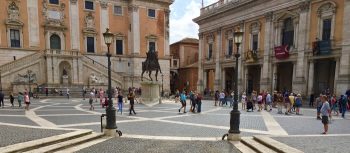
top-left (103, 28), bottom-right (114, 46)
top-left (233, 31), bottom-right (244, 45)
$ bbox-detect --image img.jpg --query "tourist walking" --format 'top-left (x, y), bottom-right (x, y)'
top-left (82, 87), bottom-right (87, 100)
top-left (24, 92), bottom-right (30, 110)
top-left (0, 91), bottom-right (4, 108)
top-left (189, 91), bottom-right (195, 112)
top-left (17, 92), bottom-right (23, 108)
top-left (196, 93), bottom-right (202, 113)
top-left (89, 92), bottom-right (94, 110)
top-left (179, 91), bottom-right (187, 113)
top-left (289, 93), bottom-right (295, 113)
top-left (331, 94), bottom-right (339, 116)
top-left (316, 94), bottom-right (322, 120)
top-left (309, 93), bottom-right (315, 107)
top-left (320, 95), bottom-right (331, 134)
top-left (341, 95), bottom-right (347, 118)
top-left (10, 92), bottom-right (15, 107)
top-left (257, 93), bottom-right (263, 111)
top-left (66, 88), bottom-right (70, 99)
top-left (277, 92), bottom-right (284, 114)
top-left (266, 92), bottom-right (272, 112)
top-left (295, 94), bottom-right (302, 115)
top-left (99, 88), bottom-right (104, 106)
top-left (252, 91), bottom-right (257, 110)
top-left (219, 91), bottom-right (225, 106)
top-left (241, 92), bottom-right (247, 110)
top-left (214, 90), bottom-right (219, 106)
top-left (284, 93), bottom-right (291, 115)
top-left (128, 91), bottom-right (137, 115)
top-left (117, 92), bottom-right (123, 114)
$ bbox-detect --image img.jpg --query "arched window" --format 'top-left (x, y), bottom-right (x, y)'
top-left (282, 17), bottom-right (294, 47)
top-left (50, 34), bottom-right (61, 50)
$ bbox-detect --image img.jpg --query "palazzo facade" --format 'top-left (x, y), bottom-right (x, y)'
top-left (194, 0), bottom-right (350, 96)
top-left (0, 0), bottom-right (172, 93)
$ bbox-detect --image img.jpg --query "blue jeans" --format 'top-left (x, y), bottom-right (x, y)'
top-left (118, 102), bottom-right (123, 113)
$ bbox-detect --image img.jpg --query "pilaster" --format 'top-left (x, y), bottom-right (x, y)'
top-left (307, 61), bottom-right (314, 97)
top-left (197, 33), bottom-right (204, 93)
top-left (164, 9), bottom-right (170, 57)
top-left (129, 5), bottom-right (140, 55)
top-left (27, 0), bottom-right (40, 47)
top-left (69, 0), bottom-right (80, 50)
top-left (260, 12), bottom-right (273, 92)
top-left (214, 28), bottom-right (222, 91)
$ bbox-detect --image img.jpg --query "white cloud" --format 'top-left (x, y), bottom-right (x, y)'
top-left (169, 0), bottom-right (217, 44)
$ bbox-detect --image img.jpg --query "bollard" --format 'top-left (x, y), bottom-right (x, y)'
top-left (100, 114), bottom-right (106, 132)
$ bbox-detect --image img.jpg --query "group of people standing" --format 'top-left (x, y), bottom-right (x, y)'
top-left (176, 90), bottom-right (202, 114)
top-left (0, 90), bottom-right (31, 110)
top-left (87, 87), bottom-right (137, 116)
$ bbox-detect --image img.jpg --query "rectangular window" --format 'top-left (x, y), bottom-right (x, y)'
top-left (86, 37), bottom-right (95, 53)
top-left (10, 29), bottom-right (20, 48)
top-left (114, 6), bottom-right (122, 15)
top-left (85, 1), bottom-right (94, 10)
top-left (149, 41), bottom-right (156, 52)
top-left (49, 0), bottom-right (59, 4)
top-left (148, 9), bottom-right (156, 18)
top-left (116, 39), bottom-right (123, 55)
top-left (228, 39), bottom-right (233, 55)
top-left (208, 44), bottom-right (213, 59)
top-left (252, 34), bottom-right (258, 51)
top-left (322, 19), bottom-right (331, 41)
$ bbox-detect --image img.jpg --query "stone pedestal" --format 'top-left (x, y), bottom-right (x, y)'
top-left (227, 133), bottom-right (241, 141)
top-left (62, 76), bottom-right (69, 85)
top-left (140, 81), bottom-right (160, 104)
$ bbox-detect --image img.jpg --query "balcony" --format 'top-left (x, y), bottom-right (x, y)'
top-left (312, 40), bottom-right (331, 55)
top-left (200, 0), bottom-right (240, 15)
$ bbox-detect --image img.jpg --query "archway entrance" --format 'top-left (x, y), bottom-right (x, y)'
top-left (276, 62), bottom-right (293, 92)
top-left (247, 65), bottom-right (261, 95)
top-left (313, 59), bottom-right (336, 94)
top-left (50, 34), bottom-right (61, 50)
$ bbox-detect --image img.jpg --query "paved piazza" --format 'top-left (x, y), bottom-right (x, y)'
top-left (1, 98), bottom-right (350, 152)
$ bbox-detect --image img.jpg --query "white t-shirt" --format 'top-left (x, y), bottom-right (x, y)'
top-left (241, 95), bottom-right (246, 103)
top-left (219, 92), bottom-right (225, 99)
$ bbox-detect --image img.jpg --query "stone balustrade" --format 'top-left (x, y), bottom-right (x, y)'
top-left (200, 0), bottom-right (240, 14)
top-left (0, 52), bottom-right (43, 74)
top-left (45, 49), bottom-right (81, 57)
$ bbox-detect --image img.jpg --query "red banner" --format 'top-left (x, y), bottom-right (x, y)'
top-left (274, 45), bottom-right (289, 60)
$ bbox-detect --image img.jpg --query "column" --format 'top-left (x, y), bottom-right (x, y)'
top-left (72, 58), bottom-right (78, 84)
top-left (294, 1), bottom-right (310, 94)
top-left (78, 58), bottom-right (83, 84)
top-left (260, 12), bottom-right (273, 91)
top-left (46, 57), bottom-right (53, 84)
top-left (307, 61), bottom-right (314, 96)
top-left (129, 5), bottom-right (140, 55)
top-left (222, 68), bottom-right (226, 90)
top-left (27, 0), bottom-right (40, 47)
top-left (53, 58), bottom-right (59, 84)
top-left (164, 9), bottom-right (170, 57)
top-left (100, 1), bottom-right (109, 52)
top-left (203, 70), bottom-right (208, 90)
top-left (337, 0), bottom-right (350, 95)
top-left (197, 33), bottom-right (204, 92)
top-left (214, 29), bottom-right (222, 90)
top-left (69, 0), bottom-right (80, 50)
top-left (333, 58), bottom-right (340, 94)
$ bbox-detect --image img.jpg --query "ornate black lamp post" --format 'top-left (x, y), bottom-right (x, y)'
top-left (103, 28), bottom-right (117, 130)
top-left (228, 30), bottom-right (243, 140)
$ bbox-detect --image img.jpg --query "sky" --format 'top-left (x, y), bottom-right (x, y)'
top-left (169, 0), bottom-right (217, 44)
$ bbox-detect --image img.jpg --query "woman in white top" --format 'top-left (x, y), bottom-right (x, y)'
top-left (241, 92), bottom-right (247, 110)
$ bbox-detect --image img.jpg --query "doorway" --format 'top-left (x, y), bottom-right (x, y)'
top-left (313, 59), bottom-right (336, 95)
top-left (276, 62), bottom-right (293, 92)
top-left (247, 65), bottom-right (261, 95)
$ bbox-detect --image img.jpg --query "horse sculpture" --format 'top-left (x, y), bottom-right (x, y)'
top-left (141, 51), bottom-right (162, 81)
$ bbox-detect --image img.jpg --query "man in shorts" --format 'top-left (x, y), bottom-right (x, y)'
top-left (320, 95), bottom-right (331, 134)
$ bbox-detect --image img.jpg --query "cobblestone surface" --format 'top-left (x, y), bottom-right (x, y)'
top-left (272, 136), bottom-right (350, 153)
top-left (0, 116), bottom-right (38, 126)
top-left (76, 137), bottom-right (240, 153)
top-left (0, 125), bottom-right (71, 147)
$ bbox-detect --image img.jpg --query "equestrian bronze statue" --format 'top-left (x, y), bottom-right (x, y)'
top-left (141, 50), bottom-right (162, 81)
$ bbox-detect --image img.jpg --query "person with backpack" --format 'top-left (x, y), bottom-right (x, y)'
top-left (295, 94), bottom-right (303, 115)
top-left (179, 91), bottom-right (187, 113)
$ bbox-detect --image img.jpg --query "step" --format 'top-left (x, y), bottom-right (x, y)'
top-left (54, 135), bottom-right (110, 153)
top-left (231, 141), bottom-right (257, 153)
top-left (0, 130), bottom-right (92, 153)
top-left (253, 136), bottom-right (304, 153)
top-left (241, 137), bottom-right (277, 153)
top-left (24, 133), bottom-right (104, 153)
